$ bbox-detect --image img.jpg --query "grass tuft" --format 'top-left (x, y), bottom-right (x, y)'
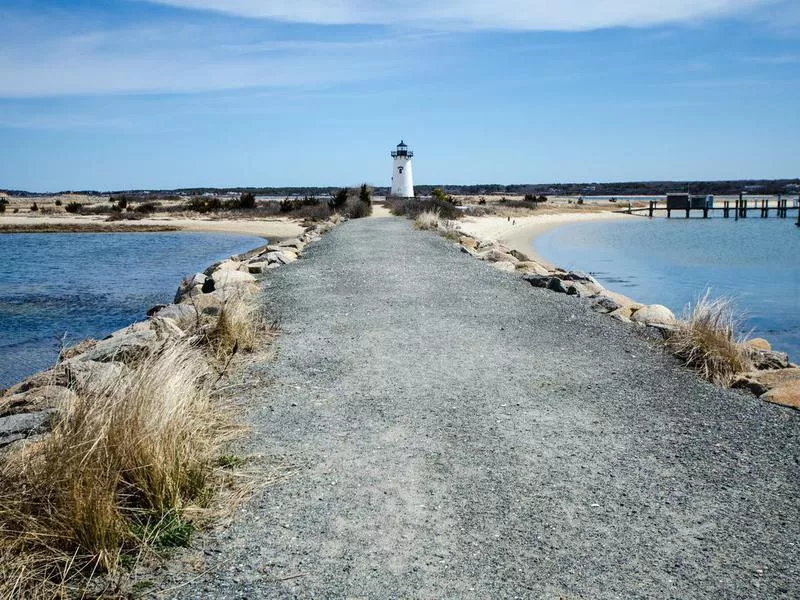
top-left (665, 292), bottom-right (752, 386)
top-left (0, 340), bottom-right (231, 597)
top-left (206, 292), bottom-right (266, 364)
top-left (414, 210), bottom-right (441, 230)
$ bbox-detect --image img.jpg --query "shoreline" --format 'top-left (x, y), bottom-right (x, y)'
top-left (460, 211), bottom-right (627, 267)
top-left (0, 214), bottom-right (305, 240)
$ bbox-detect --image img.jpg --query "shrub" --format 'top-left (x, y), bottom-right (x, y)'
top-left (414, 210), bottom-right (440, 230)
top-left (359, 184), bottom-right (372, 206)
top-left (65, 202), bottom-right (82, 214)
top-left (329, 188), bottom-right (349, 211)
top-left (30, 202), bottom-right (39, 212)
top-left (238, 192), bottom-right (256, 210)
top-left (664, 292), bottom-right (753, 386)
top-left (0, 340), bottom-right (229, 596)
top-left (389, 196), bottom-right (461, 220)
top-left (186, 197), bottom-right (222, 213)
top-left (55, 199), bottom-right (62, 206)
top-left (344, 196), bottom-right (372, 219)
top-left (0, 198), bottom-right (7, 213)
top-left (134, 202), bottom-right (159, 214)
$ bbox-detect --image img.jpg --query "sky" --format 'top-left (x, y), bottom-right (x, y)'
top-left (0, 0), bottom-right (799, 191)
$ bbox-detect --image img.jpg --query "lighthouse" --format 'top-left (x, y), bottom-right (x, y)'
top-left (390, 140), bottom-right (414, 198)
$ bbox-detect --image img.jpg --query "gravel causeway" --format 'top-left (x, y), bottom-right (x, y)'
top-left (163, 216), bottom-right (799, 599)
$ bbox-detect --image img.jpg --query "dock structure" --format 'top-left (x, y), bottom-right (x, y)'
top-left (629, 194), bottom-right (800, 225)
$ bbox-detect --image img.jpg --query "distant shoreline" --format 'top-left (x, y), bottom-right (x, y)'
top-left (0, 214), bottom-right (305, 240)
top-left (460, 211), bottom-right (628, 267)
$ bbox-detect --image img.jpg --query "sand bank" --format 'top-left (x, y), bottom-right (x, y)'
top-left (0, 214), bottom-right (305, 240)
top-left (460, 211), bottom-right (628, 267)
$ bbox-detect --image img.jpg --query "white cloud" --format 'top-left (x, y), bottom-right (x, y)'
top-left (0, 13), bottom-right (414, 97)
top-left (143, 0), bottom-right (775, 30)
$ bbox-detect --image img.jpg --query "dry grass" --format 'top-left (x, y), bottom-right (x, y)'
top-left (413, 210), bottom-right (441, 230)
top-left (0, 340), bottom-right (234, 598)
top-left (665, 292), bottom-right (753, 386)
top-left (206, 292), bottom-right (267, 365)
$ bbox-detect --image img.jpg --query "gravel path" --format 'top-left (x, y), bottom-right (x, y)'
top-left (165, 217), bottom-right (798, 599)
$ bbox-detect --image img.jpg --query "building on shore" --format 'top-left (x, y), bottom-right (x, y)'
top-left (390, 140), bottom-right (414, 198)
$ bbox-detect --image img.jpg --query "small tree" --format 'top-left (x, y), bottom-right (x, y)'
top-left (65, 202), bottom-right (82, 214)
top-left (0, 198), bottom-right (8, 213)
top-left (329, 188), bottom-right (349, 211)
top-left (359, 183), bottom-right (372, 206)
top-left (30, 202), bottom-right (39, 212)
top-left (239, 192), bottom-right (256, 209)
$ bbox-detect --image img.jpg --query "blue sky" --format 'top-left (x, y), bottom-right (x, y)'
top-left (1, 0), bottom-right (798, 191)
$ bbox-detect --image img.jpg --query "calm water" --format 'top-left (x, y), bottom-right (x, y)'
top-left (535, 217), bottom-right (800, 360)
top-left (0, 232), bottom-right (264, 388)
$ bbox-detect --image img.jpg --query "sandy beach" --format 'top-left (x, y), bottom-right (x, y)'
top-left (0, 214), bottom-right (305, 240)
top-left (460, 211), bottom-right (628, 267)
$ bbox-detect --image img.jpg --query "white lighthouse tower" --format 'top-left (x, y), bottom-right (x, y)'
top-left (390, 140), bottom-right (414, 198)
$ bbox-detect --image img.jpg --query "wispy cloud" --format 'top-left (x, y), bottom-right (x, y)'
top-left (142, 0), bottom-right (775, 30)
top-left (0, 8), bottom-right (432, 98)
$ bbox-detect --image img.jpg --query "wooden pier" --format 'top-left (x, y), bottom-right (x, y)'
top-left (623, 194), bottom-right (800, 226)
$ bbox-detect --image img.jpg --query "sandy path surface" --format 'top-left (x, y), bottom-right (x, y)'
top-left (461, 211), bottom-right (628, 266)
top-left (157, 217), bottom-right (798, 599)
top-left (0, 214), bottom-right (304, 240)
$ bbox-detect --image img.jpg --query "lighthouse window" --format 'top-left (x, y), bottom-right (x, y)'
top-left (398, 166), bottom-right (404, 173)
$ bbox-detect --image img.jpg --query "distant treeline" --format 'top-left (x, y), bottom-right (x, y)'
top-left (4, 179), bottom-right (799, 198)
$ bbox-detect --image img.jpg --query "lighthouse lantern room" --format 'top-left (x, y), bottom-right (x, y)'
top-left (390, 140), bottom-right (415, 198)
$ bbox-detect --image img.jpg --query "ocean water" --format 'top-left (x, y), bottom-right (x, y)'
top-left (535, 217), bottom-right (800, 360)
top-left (0, 232), bottom-right (265, 389)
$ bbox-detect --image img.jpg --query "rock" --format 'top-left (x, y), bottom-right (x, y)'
top-left (561, 271), bottom-right (594, 283)
top-left (2, 368), bottom-right (67, 396)
top-left (264, 251), bottom-right (297, 265)
top-left (277, 238), bottom-right (305, 251)
top-left (76, 327), bottom-right (159, 364)
top-left (547, 278), bottom-right (569, 294)
top-left (631, 304), bottom-right (676, 328)
top-left (566, 282), bottom-right (592, 297)
top-left (491, 261), bottom-right (516, 273)
top-left (508, 249), bottom-right (530, 262)
top-left (733, 369), bottom-right (800, 397)
top-left (590, 296), bottom-right (622, 314)
top-left (478, 249), bottom-right (519, 264)
top-left (609, 305), bottom-right (638, 322)
top-left (59, 338), bottom-right (97, 361)
top-left (174, 272), bottom-right (210, 303)
top-left (523, 274), bottom-right (551, 288)
top-left (515, 261), bottom-right (550, 276)
top-left (150, 317), bottom-right (185, 339)
top-left (211, 269), bottom-right (257, 289)
top-left (214, 260), bottom-right (241, 271)
top-left (151, 303), bottom-right (198, 331)
top-left (746, 338), bottom-right (772, 352)
top-left (460, 245), bottom-right (478, 257)
top-left (146, 304), bottom-right (168, 317)
top-left (762, 384), bottom-right (800, 409)
top-left (0, 410), bottom-right (56, 447)
top-left (750, 349), bottom-right (791, 370)
top-left (459, 236), bottom-right (477, 249)
top-left (63, 360), bottom-right (127, 392)
top-left (0, 386), bottom-right (75, 417)
top-left (598, 289), bottom-right (639, 308)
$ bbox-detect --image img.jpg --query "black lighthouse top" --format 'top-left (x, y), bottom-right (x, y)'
top-left (391, 140), bottom-right (414, 158)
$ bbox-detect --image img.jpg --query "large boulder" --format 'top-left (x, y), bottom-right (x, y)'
top-left (631, 304), bottom-right (676, 328)
top-left (63, 360), bottom-right (127, 392)
top-left (733, 368), bottom-right (800, 397)
top-left (750, 349), bottom-right (791, 371)
top-left (151, 303), bottom-right (199, 331)
top-left (0, 386), bottom-right (75, 417)
top-left (547, 278), bottom-right (569, 294)
top-left (590, 296), bottom-right (622, 314)
top-left (491, 261), bottom-right (516, 273)
top-left (211, 269), bottom-right (257, 289)
top-left (762, 384), bottom-right (800, 409)
top-left (515, 261), bottom-right (550, 276)
top-left (76, 326), bottom-right (159, 364)
top-left (277, 238), bottom-right (305, 252)
top-left (264, 251), bottom-right (298, 265)
top-left (459, 236), bottom-right (478, 250)
top-left (480, 249), bottom-right (519, 264)
top-left (0, 410), bottom-right (56, 448)
top-left (598, 289), bottom-right (639, 308)
top-left (745, 338), bottom-right (772, 352)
